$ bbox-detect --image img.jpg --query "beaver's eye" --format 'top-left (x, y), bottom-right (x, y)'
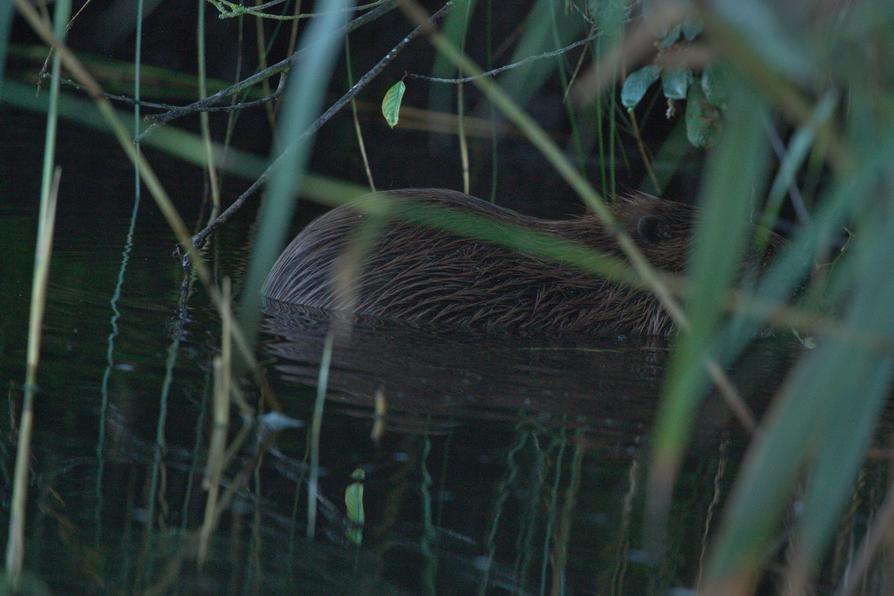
top-left (636, 214), bottom-right (672, 244)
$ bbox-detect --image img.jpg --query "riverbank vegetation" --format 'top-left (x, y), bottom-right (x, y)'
top-left (2, 1), bottom-right (894, 593)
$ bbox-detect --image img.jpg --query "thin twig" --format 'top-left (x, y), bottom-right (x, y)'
top-left (39, 74), bottom-right (179, 109)
top-left (568, 0), bottom-right (596, 26)
top-left (253, 0), bottom-right (278, 132)
top-left (345, 36), bottom-right (376, 190)
top-left (763, 118), bottom-right (811, 224)
top-left (627, 107), bottom-right (661, 194)
top-left (198, 0), bottom-right (222, 211)
top-left (47, 71), bottom-right (291, 114)
top-left (188, 1), bottom-right (455, 252)
top-left (406, 31), bottom-right (600, 84)
top-left (457, 0), bottom-right (471, 194)
top-left (143, 0), bottom-right (399, 132)
top-left (198, 278), bottom-right (232, 569)
top-left (562, 24), bottom-right (594, 103)
top-left (36, 0), bottom-right (94, 89)
top-left (6, 168), bottom-right (60, 588)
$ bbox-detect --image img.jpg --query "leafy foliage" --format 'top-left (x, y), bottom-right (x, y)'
top-left (618, 17), bottom-right (729, 147)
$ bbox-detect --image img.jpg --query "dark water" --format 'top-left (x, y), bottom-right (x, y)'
top-left (0, 107), bottom-right (806, 594)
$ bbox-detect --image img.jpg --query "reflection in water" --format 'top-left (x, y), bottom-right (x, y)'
top-left (255, 301), bottom-right (792, 594)
top-left (262, 300), bottom-right (669, 441)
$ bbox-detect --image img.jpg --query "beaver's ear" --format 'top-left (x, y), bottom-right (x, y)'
top-left (636, 214), bottom-right (672, 244)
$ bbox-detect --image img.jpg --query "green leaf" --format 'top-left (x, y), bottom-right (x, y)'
top-left (620, 65), bottom-right (661, 109)
top-left (345, 468), bottom-right (365, 525)
top-left (662, 68), bottom-right (693, 100)
top-left (238, 0), bottom-right (350, 357)
top-left (659, 23), bottom-right (682, 49)
top-left (382, 80), bottom-right (406, 129)
top-left (344, 467), bottom-right (365, 546)
top-left (681, 18), bottom-right (704, 41)
top-left (685, 84), bottom-right (722, 147)
top-left (701, 63), bottom-right (731, 110)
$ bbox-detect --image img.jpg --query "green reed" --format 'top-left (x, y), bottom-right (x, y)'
top-left (4, 0), bottom-right (69, 589)
top-left (237, 0), bottom-right (352, 360)
top-left (0, 0), bottom-right (12, 99)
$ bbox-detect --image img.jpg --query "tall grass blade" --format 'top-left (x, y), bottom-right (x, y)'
top-left (5, 168), bottom-right (60, 589)
top-left (479, 428), bottom-right (528, 594)
top-left (497, 0), bottom-right (584, 108)
top-left (5, 0), bottom-right (70, 586)
top-left (427, 0), bottom-right (475, 134)
top-left (420, 435), bottom-right (437, 591)
top-left (36, 0), bottom-right (72, 238)
top-left (649, 81), bottom-right (769, 509)
top-left (703, 129), bottom-right (894, 394)
top-left (638, 117), bottom-right (690, 195)
top-left (139, 314), bottom-right (177, 589)
top-left (756, 92), bottom-right (837, 248)
top-left (711, 0), bottom-right (815, 82)
top-left (457, 0), bottom-right (472, 192)
top-left (96, 0), bottom-right (145, 546)
top-left (698, 29), bottom-right (894, 580)
top-left (307, 330), bottom-right (335, 539)
top-left (238, 0), bottom-right (352, 355)
top-left (199, 279), bottom-right (233, 568)
top-left (705, 188), bottom-right (894, 589)
top-left (0, 0), bottom-right (12, 99)
top-left (197, 0), bottom-right (221, 212)
top-left (591, 0), bottom-right (626, 197)
top-left (2, 80), bottom-right (270, 180)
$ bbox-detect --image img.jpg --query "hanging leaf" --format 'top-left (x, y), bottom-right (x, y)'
top-left (381, 80), bottom-right (406, 129)
top-left (702, 63), bottom-right (732, 110)
top-left (344, 467), bottom-right (365, 546)
top-left (345, 467), bottom-right (365, 525)
top-left (621, 65), bottom-right (662, 109)
top-left (685, 84), bottom-right (722, 148)
top-left (662, 68), bottom-right (693, 101)
top-left (682, 18), bottom-right (704, 41)
top-left (659, 23), bottom-right (682, 49)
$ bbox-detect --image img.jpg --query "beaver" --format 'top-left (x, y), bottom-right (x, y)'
top-left (262, 189), bottom-right (779, 336)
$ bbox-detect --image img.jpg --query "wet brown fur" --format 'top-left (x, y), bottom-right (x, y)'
top-left (263, 189), bottom-right (776, 336)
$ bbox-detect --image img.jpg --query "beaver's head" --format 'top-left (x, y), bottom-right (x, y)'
top-left (611, 193), bottom-right (788, 278)
top-left (610, 194), bottom-right (697, 273)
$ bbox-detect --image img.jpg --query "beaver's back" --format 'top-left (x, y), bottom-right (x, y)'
top-left (262, 189), bottom-right (690, 335)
